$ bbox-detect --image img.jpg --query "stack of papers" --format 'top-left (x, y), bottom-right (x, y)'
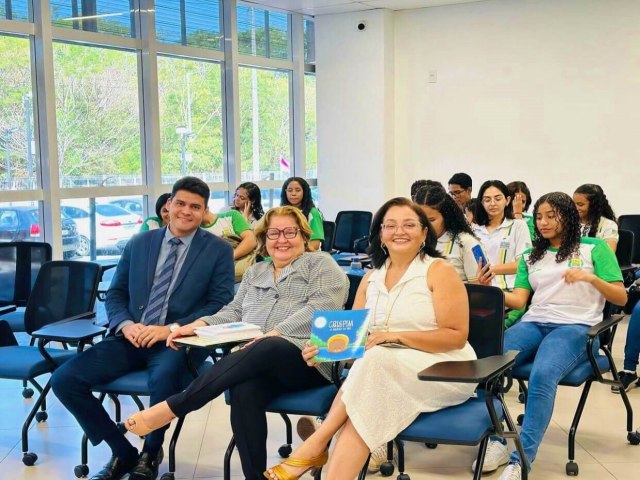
top-left (194, 322), bottom-right (263, 343)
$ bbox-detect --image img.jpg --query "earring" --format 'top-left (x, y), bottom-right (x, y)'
top-left (420, 241), bottom-right (425, 250)
top-left (381, 243), bottom-right (388, 255)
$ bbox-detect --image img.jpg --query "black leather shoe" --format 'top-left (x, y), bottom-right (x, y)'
top-left (89, 455), bottom-right (138, 480)
top-left (128, 449), bottom-right (164, 480)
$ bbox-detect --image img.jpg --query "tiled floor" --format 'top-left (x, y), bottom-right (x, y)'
top-left (1, 318), bottom-right (638, 480)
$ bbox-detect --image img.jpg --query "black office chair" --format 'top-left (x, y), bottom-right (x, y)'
top-left (333, 210), bottom-right (372, 254)
top-left (616, 229), bottom-right (637, 287)
top-left (369, 284), bottom-right (525, 480)
top-left (321, 220), bottom-right (336, 253)
top-left (0, 241), bottom-right (52, 333)
top-left (0, 260), bottom-right (101, 465)
top-left (619, 215), bottom-right (640, 264)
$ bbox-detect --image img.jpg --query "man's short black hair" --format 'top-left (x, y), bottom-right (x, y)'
top-left (171, 176), bottom-right (210, 207)
top-left (448, 172), bottom-right (472, 189)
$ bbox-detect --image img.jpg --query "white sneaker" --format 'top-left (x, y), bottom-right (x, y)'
top-left (471, 440), bottom-right (510, 473)
top-left (368, 443), bottom-right (396, 473)
top-left (499, 463), bottom-right (522, 480)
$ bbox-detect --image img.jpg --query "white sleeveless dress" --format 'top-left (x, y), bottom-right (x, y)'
top-left (340, 255), bottom-right (477, 450)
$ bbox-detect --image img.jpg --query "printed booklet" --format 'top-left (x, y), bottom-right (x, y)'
top-left (187, 322), bottom-right (262, 345)
top-left (310, 309), bottom-right (370, 362)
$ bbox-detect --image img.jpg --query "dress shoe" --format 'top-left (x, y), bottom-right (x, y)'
top-left (89, 454), bottom-right (137, 480)
top-left (128, 449), bottom-right (164, 480)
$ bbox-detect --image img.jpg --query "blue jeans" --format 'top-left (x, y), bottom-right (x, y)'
top-left (624, 301), bottom-right (640, 372)
top-left (505, 321), bottom-right (592, 467)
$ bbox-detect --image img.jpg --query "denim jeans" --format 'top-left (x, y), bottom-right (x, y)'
top-left (505, 321), bottom-right (592, 467)
top-left (624, 301), bottom-right (640, 372)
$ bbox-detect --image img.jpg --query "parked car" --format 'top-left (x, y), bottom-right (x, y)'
top-left (60, 204), bottom-right (142, 257)
top-left (109, 198), bottom-right (144, 217)
top-left (0, 205), bottom-right (79, 259)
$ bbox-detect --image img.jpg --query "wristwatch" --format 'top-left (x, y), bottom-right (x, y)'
top-left (169, 323), bottom-right (180, 333)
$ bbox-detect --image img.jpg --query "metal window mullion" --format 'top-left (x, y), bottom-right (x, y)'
top-left (236, 53), bottom-right (292, 70)
top-left (138, 0), bottom-right (161, 213)
top-left (222, 0), bottom-right (241, 203)
top-left (32, 0), bottom-right (63, 258)
top-left (155, 43), bottom-right (224, 62)
top-left (50, 27), bottom-right (140, 49)
top-left (0, 18), bottom-right (35, 34)
top-left (290, 13), bottom-right (304, 178)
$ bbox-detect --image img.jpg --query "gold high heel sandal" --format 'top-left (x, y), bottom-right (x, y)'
top-left (263, 450), bottom-right (329, 480)
top-left (124, 411), bottom-right (171, 436)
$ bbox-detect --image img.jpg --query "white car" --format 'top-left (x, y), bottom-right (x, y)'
top-left (61, 204), bottom-right (142, 256)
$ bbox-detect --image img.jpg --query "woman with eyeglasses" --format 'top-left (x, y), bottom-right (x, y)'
top-left (472, 180), bottom-right (532, 292)
top-left (122, 206), bottom-right (349, 480)
top-left (264, 197), bottom-right (476, 480)
top-left (220, 182), bottom-right (265, 228)
top-left (573, 183), bottom-right (618, 252)
top-left (280, 177), bottom-right (324, 251)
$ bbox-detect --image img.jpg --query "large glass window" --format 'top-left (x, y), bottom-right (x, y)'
top-left (62, 195), bottom-right (143, 260)
top-left (157, 56), bottom-right (224, 184)
top-left (239, 67), bottom-right (291, 182)
top-left (1, 0), bottom-right (29, 21)
top-left (304, 74), bottom-right (317, 178)
top-left (50, 0), bottom-right (135, 37)
top-left (53, 42), bottom-right (142, 188)
top-left (155, 0), bottom-right (222, 50)
top-left (0, 35), bottom-right (38, 191)
top-left (237, 4), bottom-right (289, 60)
top-left (304, 18), bottom-right (315, 65)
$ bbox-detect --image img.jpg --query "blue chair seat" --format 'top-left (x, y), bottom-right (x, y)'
top-left (0, 346), bottom-right (76, 379)
top-left (2, 308), bottom-right (26, 332)
top-left (513, 355), bottom-right (610, 387)
top-left (399, 396), bottom-right (503, 445)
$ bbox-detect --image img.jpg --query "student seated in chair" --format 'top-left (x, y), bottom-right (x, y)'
top-left (51, 177), bottom-right (235, 480)
top-left (475, 192), bottom-right (626, 480)
top-left (573, 183), bottom-right (618, 252)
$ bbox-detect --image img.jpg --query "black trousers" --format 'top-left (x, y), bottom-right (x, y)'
top-left (167, 336), bottom-right (329, 480)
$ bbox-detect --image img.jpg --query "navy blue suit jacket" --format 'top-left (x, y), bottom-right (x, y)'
top-left (105, 227), bottom-right (235, 332)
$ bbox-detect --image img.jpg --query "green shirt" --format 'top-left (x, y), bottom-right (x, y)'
top-left (308, 207), bottom-right (324, 241)
top-left (202, 210), bottom-right (251, 237)
top-left (140, 216), bottom-right (163, 232)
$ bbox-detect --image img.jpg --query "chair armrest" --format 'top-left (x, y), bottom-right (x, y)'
top-left (418, 351), bottom-right (518, 384)
top-left (31, 315), bottom-right (104, 343)
top-left (0, 305), bottom-right (17, 316)
top-left (587, 314), bottom-right (624, 338)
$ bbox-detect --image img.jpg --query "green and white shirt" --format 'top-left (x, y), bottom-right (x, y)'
top-left (202, 210), bottom-right (251, 238)
top-left (472, 218), bottom-right (532, 290)
top-left (580, 217), bottom-right (619, 244)
top-left (515, 238), bottom-right (623, 326)
top-left (308, 207), bottom-right (325, 242)
top-left (436, 231), bottom-right (486, 283)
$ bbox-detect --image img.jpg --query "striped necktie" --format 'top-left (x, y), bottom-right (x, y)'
top-left (144, 237), bottom-right (182, 326)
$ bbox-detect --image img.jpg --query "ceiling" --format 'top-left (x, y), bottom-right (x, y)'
top-left (242, 0), bottom-right (487, 16)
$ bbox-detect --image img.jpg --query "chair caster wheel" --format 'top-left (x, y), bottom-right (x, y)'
top-left (425, 443), bottom-right (437, 449)
top-left (160, 473), bottom-right (175, 480)
top-left (22, 452), bottom-right (38, 466)
top-left (566, 461), bottom-right (579, 476)
top-left (397, 474), bottom-right (411, 480)
top-left (278, 444), bottom-right (292, 458)
top-left (518, 392), bottom-right (525, 403)
top-left (628, 431), bottom-right (640, 445)
top-left (380, 462), bottom-right (394, 476)
top-left (74, 464), bottom-right (89, 478)
top-left (22, 388), bottom-right (35, 399)
top-left (517, 414), bottom-right (524, 426)
top-left (35, 411), bottom-right (48, 422)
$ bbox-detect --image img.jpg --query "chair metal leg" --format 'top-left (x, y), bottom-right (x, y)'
top-left (395, 439), bottom-right (406, 474)
top-left (108, 394), bottom-right (122, 422)
top-left (473, 436), bottom-right (489, 480)
top-left (358, 454), bottom-right (370, 480)
top-left (568, 380), bottom-right (593, 463)
top-left (21, 378), bottom-right (52, 465)
top-left (223, 435), bottom-right (236, 480)
top-left (132, 394), bottom-right (145, 412)
top-left (617, 383), bottom-right (634, 434)
top-left (277, 413), bottom-right (293, 458)
top-left (167, 416), bottom-right (185, 476)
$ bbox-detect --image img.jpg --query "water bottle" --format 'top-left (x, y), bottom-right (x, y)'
top-left (348, 257), bottom-right (365, 276)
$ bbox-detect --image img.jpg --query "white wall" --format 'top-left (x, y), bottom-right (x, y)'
top-left (317, 0), bottom-right (640, 218)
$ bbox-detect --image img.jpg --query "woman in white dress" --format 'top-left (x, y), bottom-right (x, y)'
top-left (265, 197), bottom-right (477, 480)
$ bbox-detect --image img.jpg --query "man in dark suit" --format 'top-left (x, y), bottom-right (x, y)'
top-left (52, 177), bottom-right (235, 480)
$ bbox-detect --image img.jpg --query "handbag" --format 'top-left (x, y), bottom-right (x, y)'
top-left (222, 233), bottom-right (256, 282)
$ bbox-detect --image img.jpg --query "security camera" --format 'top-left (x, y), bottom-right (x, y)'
top-left (357, 21), bottom-right (366, 31)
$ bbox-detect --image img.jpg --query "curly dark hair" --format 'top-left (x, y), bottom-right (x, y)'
top-left (414, 186), bottom-right (477, 244)
top-left (528, 192), bottom-right (581, 265)
top-left (474, 180), bottom-right (514, 226)
top-left (410, 179), bottom-right (444, 200)
top-left (367, 197), bottom-right (442, 269)
top-left (280, 177), bottom-right (316, 218)
top-left (507, 181), bottom-right (532, 212)
top-left (233, 182), bottom-right (264, 220)
top-left (574, 184), bottom-right (616, 237)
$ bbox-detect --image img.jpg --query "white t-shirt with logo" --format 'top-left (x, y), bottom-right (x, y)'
top-left (436, 231), bottom-right (486, 283)
top-left (580, 217), bottom-right (619, 243)
top-left (472, 218), bottom-right (532, 290)
top-left (515, 237), bottom-right (623, 326)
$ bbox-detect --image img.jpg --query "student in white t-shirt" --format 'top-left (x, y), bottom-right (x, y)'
top-left (415, 185), bottom-right (486, 283)
top-left (472, 180), bottom-right (532, 290)
top-left (573, 183), bottom-right (618, 252)
top-left (477, 192), bottom-right (626, 480)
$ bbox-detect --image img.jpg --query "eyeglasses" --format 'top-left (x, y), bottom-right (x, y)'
top-left (380, 222), bottom-right (421, 234)
top-left (449, 189), bottom-right (466, 197)
top-left (481, 196), bottom-right (505, 205)
top-left (266, 227), bottom-right (299, 240)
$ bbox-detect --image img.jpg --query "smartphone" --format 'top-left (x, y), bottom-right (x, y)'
top-left (471, 244), bottom-right (488, 268)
